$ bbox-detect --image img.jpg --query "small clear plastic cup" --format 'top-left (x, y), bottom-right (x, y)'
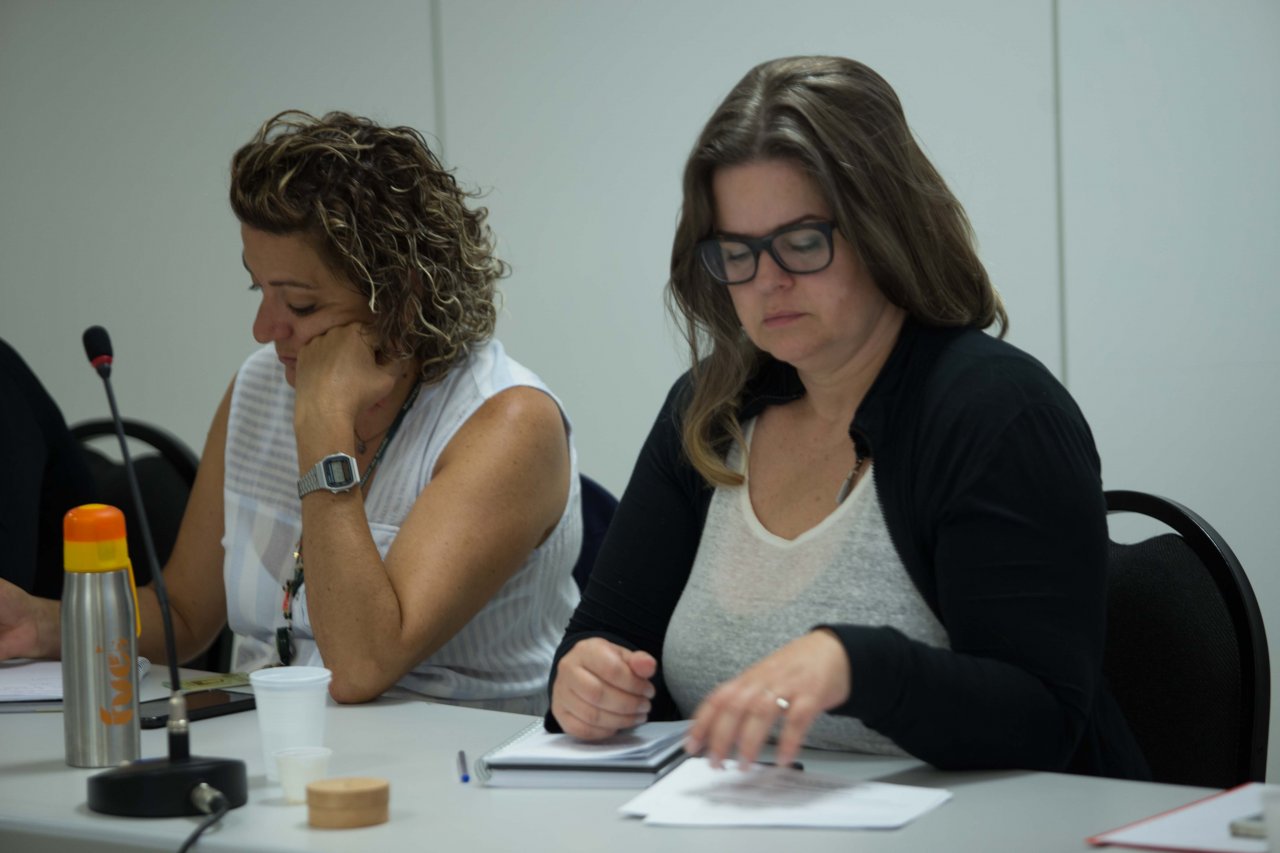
top-left (275, 746), bottom-right (333, 803)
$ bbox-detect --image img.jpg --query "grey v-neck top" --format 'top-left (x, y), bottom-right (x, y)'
top-left (663, 420), bottom-right (950, 755)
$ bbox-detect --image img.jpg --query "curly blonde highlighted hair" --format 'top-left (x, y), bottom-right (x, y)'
top-left (668, 57), bottom-right (1007, 486)
top-left (230, 110), bottom-right (507, 384)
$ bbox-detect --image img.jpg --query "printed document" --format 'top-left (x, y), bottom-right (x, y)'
top-left (620, 757), bottom-right (952, 828)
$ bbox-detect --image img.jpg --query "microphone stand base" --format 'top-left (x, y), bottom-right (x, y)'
top-left (87, 756), bottom-right (248, 817)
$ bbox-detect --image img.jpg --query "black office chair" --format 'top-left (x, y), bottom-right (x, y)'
top-left (1103, 489), bottom-right (1269, 788)
top-left (572, 474), bottom-right (618, 592)
top-left (71, 418), bottom-right (234, 673)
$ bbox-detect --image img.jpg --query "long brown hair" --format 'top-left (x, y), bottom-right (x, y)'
top-left (230, 111), bottom-right (507, 385)
top-left (667, 56), bottom-right (1006, 485)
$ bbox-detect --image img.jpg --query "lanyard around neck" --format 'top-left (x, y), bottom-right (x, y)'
top-left (362, 379), bottom-right (423, 487)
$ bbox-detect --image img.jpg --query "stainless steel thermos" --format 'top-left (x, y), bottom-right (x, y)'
top-left (62, 504), bottom-right (141, 767)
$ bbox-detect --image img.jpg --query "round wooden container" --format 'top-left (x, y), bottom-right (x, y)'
top-left (306, 777), bottom-right (390, 829)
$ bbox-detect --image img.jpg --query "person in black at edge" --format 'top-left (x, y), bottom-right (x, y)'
top-left (548, 56), bottom-right (1148, 780)
top-left (0, 338), bottom-right (96, 600)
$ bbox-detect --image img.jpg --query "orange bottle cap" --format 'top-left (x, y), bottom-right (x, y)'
top-left (64, 504), bottom-right (128, 542)
top-left (62, 506), bottom-right (141, 634)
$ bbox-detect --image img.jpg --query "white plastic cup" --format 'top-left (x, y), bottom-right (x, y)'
top-left (275, 746), bottom-right (333, 804)
top-left (249, 666), bottom-right (332, 782)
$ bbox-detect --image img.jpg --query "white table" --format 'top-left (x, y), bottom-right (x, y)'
top-left (0, 669), bottom-right (1216, 852)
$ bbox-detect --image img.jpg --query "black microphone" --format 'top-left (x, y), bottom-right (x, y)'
top-left (83, 325), bottom-right (114, 378)
top-left (80, 325), bottom-right (248, 817)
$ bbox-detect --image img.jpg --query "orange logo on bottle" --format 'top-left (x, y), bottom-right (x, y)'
top-left (97, 638), bottom-right (134, 725)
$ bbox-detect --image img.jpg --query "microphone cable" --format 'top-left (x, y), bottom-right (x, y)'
top-left (177, 783), bottom-right (229, 853)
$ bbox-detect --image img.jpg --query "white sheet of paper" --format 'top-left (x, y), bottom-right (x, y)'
top-left (0, 658), bottom-right (151, 704)
top-left (620, 757), bottom-right (952, 829)
top-left (0, 660), bottom-right (63, 701)
top-left (1088, 782), bottom-right (1268, 853)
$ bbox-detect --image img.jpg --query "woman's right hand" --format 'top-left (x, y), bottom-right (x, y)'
top-left (0, 579), bottom-right (59, 661)
top-left (551, 637), bottom-right (657, 740)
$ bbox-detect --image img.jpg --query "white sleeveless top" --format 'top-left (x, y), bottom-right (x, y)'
top-left (663, 419), bottom-right (949, 755)
top-left (222, 340), bottom-right (581, 714)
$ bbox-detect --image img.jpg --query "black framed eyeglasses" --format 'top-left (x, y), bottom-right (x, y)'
top-left (696, 221), bottom-right (836, 285)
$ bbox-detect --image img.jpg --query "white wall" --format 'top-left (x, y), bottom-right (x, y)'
top-left (1059, 0), bottom-right (1280, 777)
top-left (437, 0), bottom-right (1060, 493)
top-left (0, 0), bottom-right (1275, 779)
top-left (0, 0), bottom-right (435, 456)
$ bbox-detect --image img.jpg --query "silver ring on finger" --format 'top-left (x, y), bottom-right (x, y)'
top-left (774, 695), bottom-right (791, 712)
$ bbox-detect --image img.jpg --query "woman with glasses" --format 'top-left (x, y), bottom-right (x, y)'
top-left (549, 56), bottom-right (1148, 779)
top-left (0, 112), bottom-right (582, 712)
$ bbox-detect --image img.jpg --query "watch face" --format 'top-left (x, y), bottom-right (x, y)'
top-left (323, 456), bottom-right (356, 487)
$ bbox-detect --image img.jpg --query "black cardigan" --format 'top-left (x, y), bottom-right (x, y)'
top-left (551, 320), bottom-right (1149, 780)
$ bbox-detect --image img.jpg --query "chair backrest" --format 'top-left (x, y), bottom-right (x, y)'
top-left (71, 418), bottom-right (233, 672)
top-left (572, 475), bottom-right (619, 592)
top-left (71, 418), bottom-right (198, 586)
top-left (1103, 489), bottom-right (1269, 788)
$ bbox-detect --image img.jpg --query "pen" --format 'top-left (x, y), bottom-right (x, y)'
top-left (457, 749), bottom-right (470, 784)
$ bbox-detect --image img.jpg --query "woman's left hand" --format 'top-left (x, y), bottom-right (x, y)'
top-left (293, 323), bottom-right (402, 429)
top-left (685, 629), bottom-right (851, 770)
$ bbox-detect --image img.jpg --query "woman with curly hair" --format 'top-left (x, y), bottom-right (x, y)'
top-left (549, 57), bottom-right (1149, 779)
top-left (0, 112), bottom-right (581, 711)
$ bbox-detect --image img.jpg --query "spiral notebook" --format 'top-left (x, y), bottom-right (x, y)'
top-left (476, 720), bottom-right (690, 788)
